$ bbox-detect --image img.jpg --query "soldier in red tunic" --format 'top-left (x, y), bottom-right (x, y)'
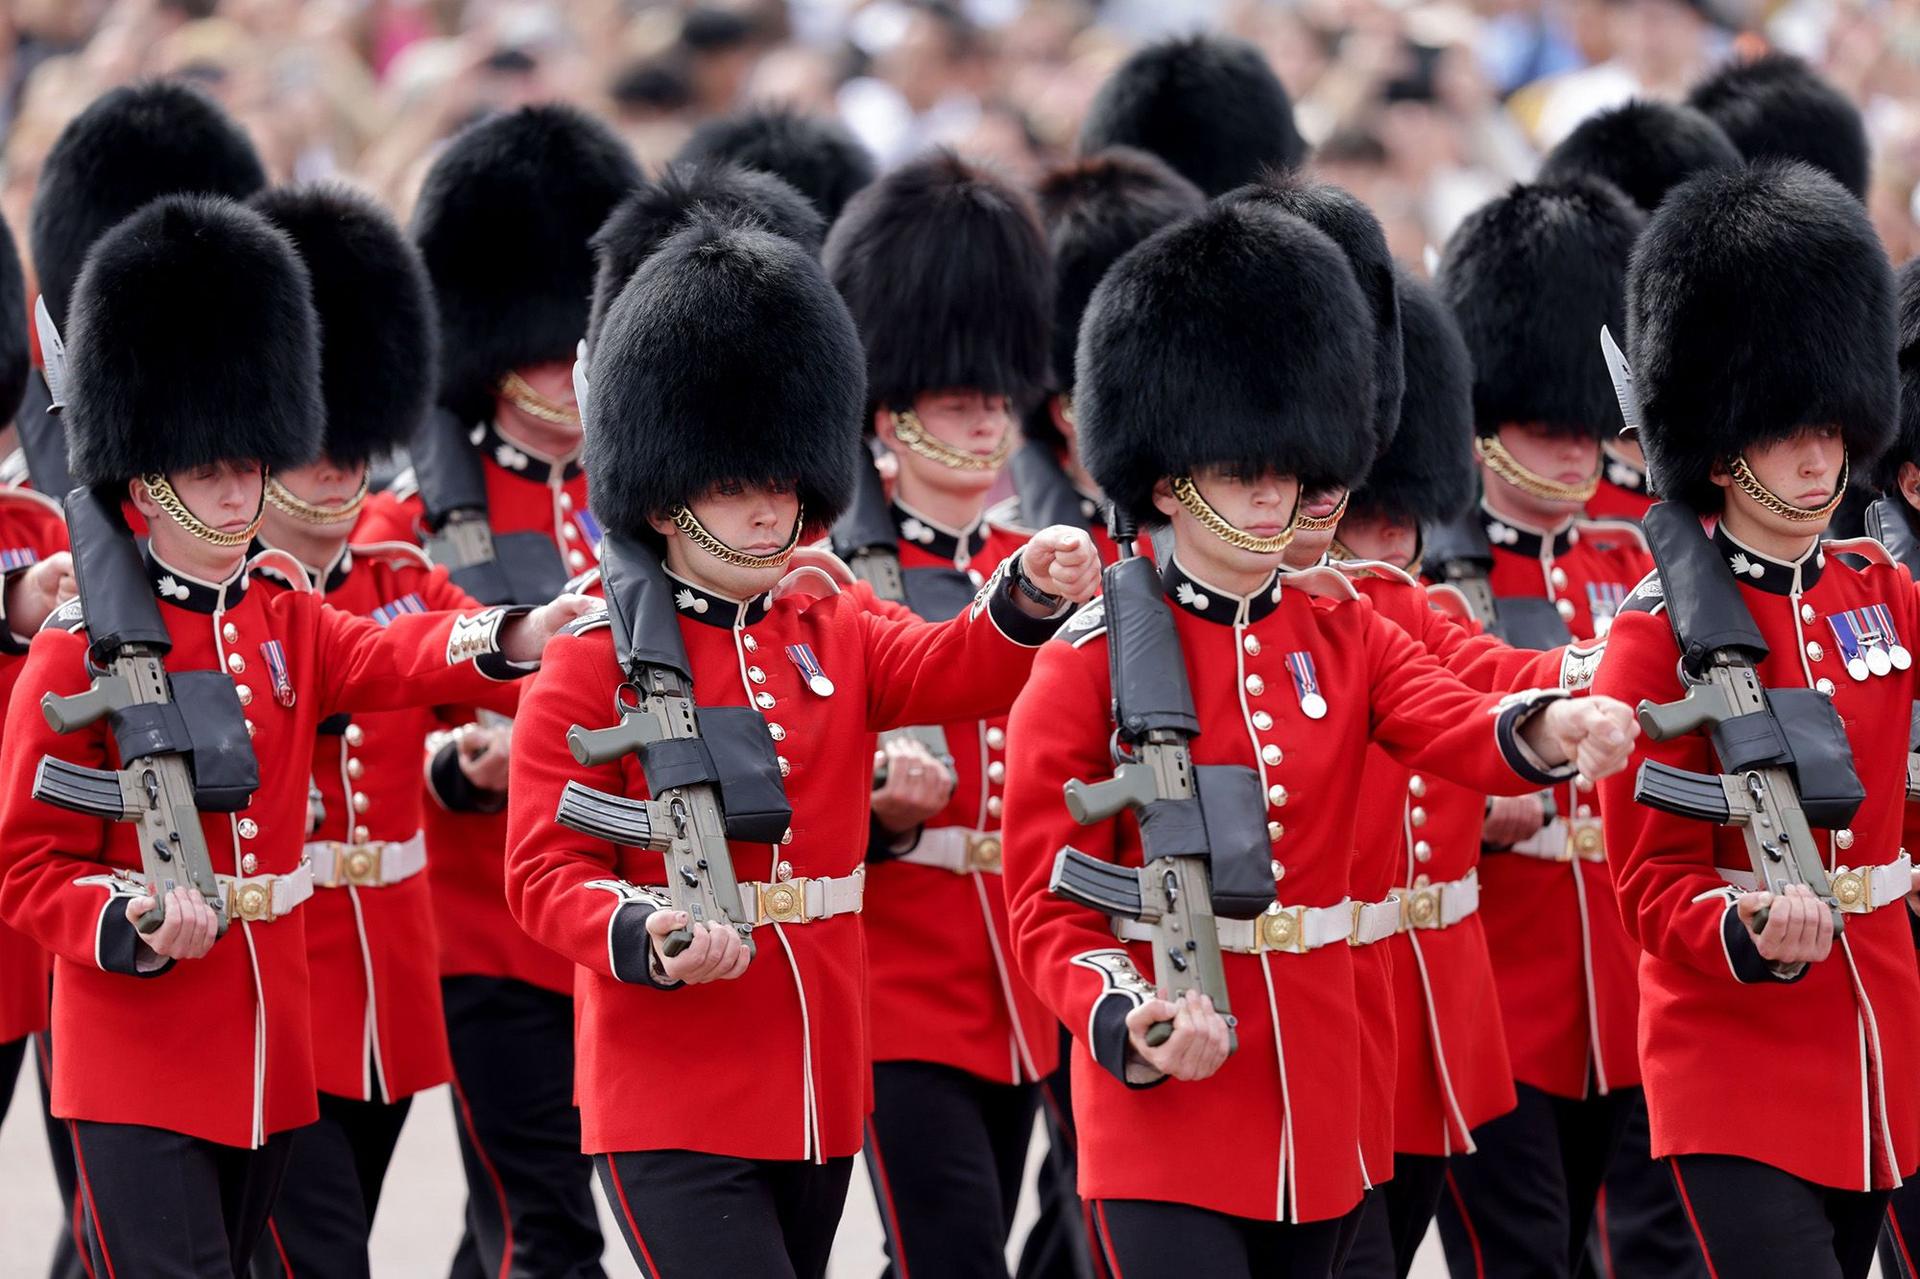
top-left (1001, 196), bottom-right (1638, 1279)
top-left (822, 149), bottom-right (1065, 1278)
top-left (505, 212), bottom-right (1098, 1277)
top-left (351, 104), bottom-right (639, 1279)
top-left (0, 195), bottom-right (582, 1279)
top-left (1596, 161), bottom-right (1917, 1279)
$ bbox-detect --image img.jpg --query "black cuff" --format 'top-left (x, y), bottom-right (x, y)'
top-left (96, 902), bottom-right (173, 979)
top-left (428, 740), bottom-right (506, 814)
top-left (1090, 993), bottom-right (1168, 1090)
top-left (475, 605), bottom-right (537, 681)
top-left (0, 563), bottom-right (33, 655)
top-left (1495, 691), bottom-right (1577, 787)
top-left (608, 899), bottom-right (682, 989)
top-left (976, 560), bottom-right (1069, 647)
top-left (1721, 902), bottom-right (1808, 984)
top-left (864, 810), bottom-right (921, 863)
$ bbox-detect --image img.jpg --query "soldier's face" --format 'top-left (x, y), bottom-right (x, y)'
top-left (654, 478), bottom-right (802, 597)
top-left (1283, 486), bottom-right (1346, 568)
top-left (1154, 466), bottom-right (1303, 586)
top-left (260, 457), bottom-right (369, 553)
top-left (133, 459), bottom-right (265, 577)
top-left (878, 390), bottom-right (1013, 501)
top-left (1714, 425), bottom-right (1846, 536)
top-left (1486, 423), bottom-right (1600, 522)
top-left (1335, 510), bottom-right (1420, 569)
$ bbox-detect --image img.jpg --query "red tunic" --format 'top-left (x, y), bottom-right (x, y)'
top-left (0, 487), bottom-right (68, 1043)
top-left (0, 548), bottom-right (533, 1147)
top-left (277, 541), bottom-right (519, 1103)
top-left (1003, 555), bottom-right (1577, 1223)
top-left (355, 427), bottom-right (596, 994)
top-left (863, 506), bottom-right (1057, 1085)
top-left (1595, 527), bottom-right (1920, 1190)
top-left (1479, 506), bottom-right (1650, 1097)
top-left (1586, 452), bottom-right (1654, 523)
top-left (505, 562), bottom-right (1062, 1160)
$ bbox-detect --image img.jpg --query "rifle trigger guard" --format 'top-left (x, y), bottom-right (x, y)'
top-left (613, 682), bottom-right (643, 717)
top-left (1106, 729), bottom-right (1135, 770)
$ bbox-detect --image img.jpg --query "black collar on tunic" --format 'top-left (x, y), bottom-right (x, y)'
top-left (146, 544), bottom-right (249, 614)
top-left (1162, 554), bottom-right (1284, 625)
top-left (892, 500), bottom-right (991, 565)
top-left (1603, 451), bottom-right (1648, 493)
top-left (664, 569), bottom-right (771, 629)
top-left (1480, 503), bottom-right (1576, 560)
top-left (470, 420), bottom-right (583, 486)
top-left (1713, 523), bottom-right (1823, 596)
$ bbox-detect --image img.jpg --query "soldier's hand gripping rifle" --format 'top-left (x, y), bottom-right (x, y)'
top-left (1049, 508), bottom-right (1274, 1051)
top-left (553, 533), bottom-right (793, 959)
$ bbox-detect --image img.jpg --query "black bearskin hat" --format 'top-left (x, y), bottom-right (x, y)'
top-left (1078, 201), bottom-right (1375, 526)
top-left (1688, 54), bottom-right (1869, 199)
top-left (1537, 100), bottom-right (1742, 212)
top-left (65, 196), bottom-right (321, 485)
top-left (30, 80), bottom-right (267, 329)
top-left (1438, 177), bottom-right (1645, 440)
top-left (588, 162), bottom-right (826, 352)
top-left (1078, 35), bottom-right (1305, 197)
top-left (1219, 173), bottom-right (1404, 458)
top-left (412, 105), bottom-right (640, 419)
top-left (824, 150), bottom-right (1050, 413)
top-left (0, 215), bottom-right (27, 424)
top-left (1350, 264), bottom-right (1475, 525)
top-left (585, 214), bottom-right (865, 538)
top-left (1628, 162), bottom-right (1895, 511)
top-left (251, 183), bottom-right (437, 466)
top-left (1885, 256), bottom-right (1920, 492)
top-left (674, 108), bottom-right (877, 222)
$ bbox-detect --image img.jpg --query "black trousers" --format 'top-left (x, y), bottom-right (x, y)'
top-left (251, 1091), bottom-right (413, 1279)
top-left (1882, 1177), bottom-right (1920, 1278)
top-left (1338, 1156), bottom-right (1449, 1279)
top-left (1436, 1083), bottom-right (1637, 1278)
top-left (1092, 1198), bottom-right (1352, 1279)
top-left (68, 1119), bottom-right (294, 1279)
top-left (442, 975), bottom-right (603, 1279)
top-left (1016, 1031), bottom-right (1099, 1279)
top-left (866, 1059), bottom-right (1040, 1278)
top-left (1669, 1155), bottom-right (1888, 1279)
top-left (1582, 1103), bottom-right (1705, 1279)
top-left (0, 1031), bottom-right (25, 1125)
top-left (594, 1148), bottom-right (854, 1278)
top-left (36, 1029), bottom-right (93, 1279)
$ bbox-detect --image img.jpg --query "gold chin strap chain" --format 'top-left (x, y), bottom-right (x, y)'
top-left (500, 371), bottom-right (582, 427)
top-left (671, 501), bottom-right (807, 570)
top-left (1171, 476), bottom-right (1299, 554)
top-left (1293, 489), bottom-right (1350, 533)
top-left (1729, 453), bottom-right (1849, 523)
top-left (890, 409), bottom-right (1013, 473)
top-left (1474, 434), bottom-right (1601, 503)
top-left (265, 473), bottom-right (369, 526)
top-left (143, 473), bottom-right (267, 548)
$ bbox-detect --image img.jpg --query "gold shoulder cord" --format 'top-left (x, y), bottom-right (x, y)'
top-left (670, 502), bottom-right (807, 569)
top-left (265, 473), bottom-right (369, 526)
top-left (1728, 454), bottom-right (1848, 523)
top-left (1293, 488), bottom-right (1350, 533)
top-left (142, 473), bottom-right (266, 548)
top-left (1474, 434), bottom-right (1601, 503)
top-left (890, 409), bottom-right (1013, 472)
top-left (500, 371), bottom-right (582, 427)
top-left (1171, 476), bottom-right (1299, 554)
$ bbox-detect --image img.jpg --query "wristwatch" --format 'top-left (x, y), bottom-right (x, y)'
top-left (1007, 553), bottom-right (1064, 610)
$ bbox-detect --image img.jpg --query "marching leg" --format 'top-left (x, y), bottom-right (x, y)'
top-left (1017, 1036), bottom-right (1099, 1279)
top-left (0, 1032), bottom-right (24, 1125)
top-left (1668, 1155), bottom-right (1889, 1279)
top-left (1549, 1088), bottom-right (1635, 1269)
top-left (1880, 1181), bottom-right (1920, 1279)
top-left (769, 1155), bottom-right (857, 1279)
top-left (252, 1093), bottom-right (412, 1279)
top-left (594, 1149), bottom-right (851, 1278)
top-left (1437, 1085), bottom-right (1578, 1276)
top-left (1382, 1155), bottom-right (1448, 1279)
top-left (1337, 1189), bottom-right (1394, 1279)
top-left (34, 1031), bottom-right (89, 1279)
top-left (1589, 1097), bottom-right (1705, 1279)
top-left (1092, 1199), bottom-right (1253, 1279)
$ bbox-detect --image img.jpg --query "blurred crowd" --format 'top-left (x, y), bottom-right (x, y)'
top-left (3, 0), bottom-right (1919, 276)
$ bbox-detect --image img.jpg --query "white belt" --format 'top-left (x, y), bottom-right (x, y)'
top-left (1718, 853), bottom-right (1913, 915)
top-left (1350, 895), bottom-right (1404, 946)
top-left (1116, 897), bottom-right (1356, 955)
top-left (306, 832), bottom-right (428, 889)
top-left (1507, 816), bottom-right (1606, 863)
top-left (735, 871), bottom-right (865, 926)
top-left (1400, 869), bottom-right (1480, 931)
top-left (216, 862), bottom-right (314, 923)
top-left (897, 827), bottom-right (1003, 875)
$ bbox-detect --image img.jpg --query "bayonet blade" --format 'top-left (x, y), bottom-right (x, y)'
top-left (1599, 325), bottom-right (1641, 437)
top-left (34, 296), bottom-right (68, 415)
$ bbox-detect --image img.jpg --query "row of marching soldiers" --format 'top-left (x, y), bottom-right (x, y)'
top-left (0, 28), bottom-right (1908, 1279)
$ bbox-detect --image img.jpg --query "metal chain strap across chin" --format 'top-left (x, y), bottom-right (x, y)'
top-left (670, 502), bottom-right (807, 569)
top-left (1293, 488), bottom-right (1350, 533)
top-left (264, 474), bottom-right (369, 526)
top-left (1728, 454), bottom-right (1848, 523)
top-left (499, 371), bottom-right (582, 427)
top-left (1474, 434), bottom-right (1601, 504)
top-left (142, 473), bottom-right (266, 547)
top-left (890, 409), bottom-right (1013, 472)
top-left (1171, 476), bottom-right (1299, 554)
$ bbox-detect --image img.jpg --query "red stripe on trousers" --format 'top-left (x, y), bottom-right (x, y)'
top-left (1666, 1160), bottom-right (1722, 1279)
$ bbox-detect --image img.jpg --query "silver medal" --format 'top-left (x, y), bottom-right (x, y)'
top-left (1868, 646), bottom-right (1893, 678)
top-left (1847, 656), bottom-right (1871, 681)
top-left (1894, 645), bottom-right (1913, 672)
top-left (808, 673), bottom-right (836, 697)
top-left (1301, 692), bottom-right (1328, 721)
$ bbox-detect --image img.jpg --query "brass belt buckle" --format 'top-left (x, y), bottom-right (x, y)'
top-left (759, 878), bottom-right (810, 924)
top-left (1569, 821), bottom-right (1605, 862)
top-left (965, 834), bottom-right (1003, 873)
top-left (1830, 868), bottom-right (1870, 913)
top-left (230, 878), bottom-right (276, 923)
top-left (1403, 878), bottom-right (1444, 931)
top-left (1257, 905), bottom-right (1307, 954)
top-left (340, 842), bottom-right (382, 887)
top-left (1348, 900), bottom-right (1370, 946)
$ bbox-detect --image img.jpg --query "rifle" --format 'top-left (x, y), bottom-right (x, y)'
top-left (829, 455), bottom-right (951, 766)
top-left (412, 406), bottom-right (571, 605)
top-left (1049, 507), bottom-right (1273, 1050)
top-left (553, 533), bottom-right (792, 958)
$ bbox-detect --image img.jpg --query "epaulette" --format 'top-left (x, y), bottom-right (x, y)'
top-left (788, 545), bottom-right (857, 587)
top-left (1617, 569), bottom-right (1666, 616)
top-left (1333, 558), bottom-right (1419, 588)
top-left (0, 449), bottom-right (29, 489)
top-left (983, 496), bottom-right (1038, 537)
top-left (41, 597), bottom-right (84, 633)
top-left (1056, 599), bottom-right (1107, 648)
top-left (1559, 641), bottom-right (1607, 692)
top-left (1424, 583), bottom-right (1475, 623)
top-left (246, 548), bottom-right (313, 593)
top-left (1822, 536), bottom-right (1894, 568)
top-left (560, 607), bottom-right (612, 637)
top-left (384, 467), bottom-right (420, 503)
top-left (565, 566), bottom-right (602, 596)
top-left (1284, 565), bottom-right (1359, 602)
top-left (351, 539), bottom-right (433, 573)
top-left (1576, 517), bottom-right (1649, 554)
top-left (0, 485), bottom-right (64, 520)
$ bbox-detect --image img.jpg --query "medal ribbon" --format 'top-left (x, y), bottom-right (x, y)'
top-left (1285, 651), bottom-right (1322, 716)
top-left (259, 640), bottom-right (295, 707)
top-left (372, 593), bottom-right (428, 627)
top-left (785, 643), bottom-right (834, 696)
